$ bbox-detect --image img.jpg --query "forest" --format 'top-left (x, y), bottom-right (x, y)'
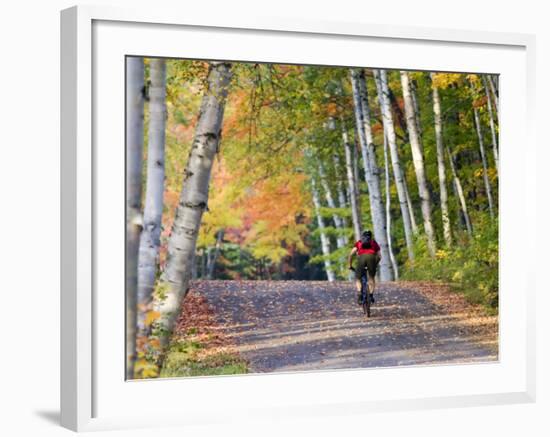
top-left (126, 57), bottom-right (499, 379)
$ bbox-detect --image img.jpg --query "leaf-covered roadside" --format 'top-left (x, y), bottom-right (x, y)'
top-left (136, 291), bottom-right (248, 379)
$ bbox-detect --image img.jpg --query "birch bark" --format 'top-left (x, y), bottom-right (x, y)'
top-left (154, 62), bottom-right (232, 351)
top-left (404, 178), bottom-right (419, 233)
top-left (488, 75), bottom-right (499, 120)
top-left (206, 229), bottom-right (224, 279)
top-left (350, 68), bottom-right (393, 281)
top-left (482, 75), bottom-right (499, 177)
top-left (373, 69), bottom-right (414, 261)
top-left (125, 57), bottom-right (144, 379)
top-left (400, 71), bottom-right (436, 256)
top-left (446, 145), bottom-right (473, 236)
top-left (430, 74), bottom-right (452, 246)
top-left (319, 165), bottom-right (346, 249)
top-left (137, 58), bottom-right (167, 336)
top-left (473, 107), bottom-right (495, 219)
top-left (383, 134), bottom-right (399, 278)
top-left (311, 178), bottom-right (336, 282)
top-left (341, 121), bottom-right (362, 241)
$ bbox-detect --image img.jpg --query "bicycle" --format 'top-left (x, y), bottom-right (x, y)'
top-left (360, 270), bottom-right (371, 317)
top-left (350, 267), bottom-right (371, 317)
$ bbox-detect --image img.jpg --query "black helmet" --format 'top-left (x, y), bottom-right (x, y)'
top-left (360, 230), bottom-right (373, 248)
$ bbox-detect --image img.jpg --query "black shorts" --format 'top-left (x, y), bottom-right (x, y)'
top-left (355, 253), bottom-right (378, 280)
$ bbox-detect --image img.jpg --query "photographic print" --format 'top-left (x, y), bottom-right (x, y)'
top-left (125, 57), bottom-right (498, 380)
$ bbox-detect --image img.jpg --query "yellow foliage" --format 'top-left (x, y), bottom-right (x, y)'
top-left (431, 73), bottom-right (462, 89)
top-left (145, 311), bottom-right (161, 327)
top-left (134, 359), bottom-right (159, 379)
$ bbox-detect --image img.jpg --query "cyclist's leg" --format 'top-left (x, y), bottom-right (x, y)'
top-left (365, 254), bottom-right (377, 298)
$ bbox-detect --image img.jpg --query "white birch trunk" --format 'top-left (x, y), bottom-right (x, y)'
top-left (125, 57), bottom-right (144, 379)
top-left (431, 74), bottom-right (452, 246)
top-left (137, 58), bottom-right (167, 336)
top-left (154, 62), bottom-right (232, 351)
top-left (410, 78), bottom-right (423, 140)
top-left (206, 229), bottom-right (224, 279)
top-left (350, 68), bottom-right (393, 281)
top-left (446, 145), bottom-right (473, 236)
top-left (373, 69), bottom-right (415, 261)
top-left (403, 178), bottom-right (419, 233)
top-left (483, 75), bottom-right (499, 177)
top-left (383, 134), bottom-right (399, 278)
top-left (488, 75), bottom-right (499, 120)
top-left (341, 122), bottom-right (362, 241)
top-left (311, 178), bottom-right (336, 282)
top-left (400, 71), bottom-right (437, 256)
top-left (332, 153), bottom-right (350, 236)
top-left (473, 107), bottom-right (495, 219)
top-left (319, 165), bottom-right (346, 248)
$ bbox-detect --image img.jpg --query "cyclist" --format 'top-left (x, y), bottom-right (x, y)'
top-left (348, 230), bottom-right (381, 305)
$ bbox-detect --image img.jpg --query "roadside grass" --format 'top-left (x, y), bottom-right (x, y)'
top-left (160, 337), bottom-right (248, 378)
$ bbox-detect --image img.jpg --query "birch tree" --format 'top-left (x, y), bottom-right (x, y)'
top-left (154, 62), bottom-right (233, 352)
top-left (373, 69), bottom-right (414, 261)
top-left (137, 58), bottom-right (167, 336)
top-left (333, 153), bottom-right (350, 234)
top-left (340, 119), bottom-right (362, 241)
top-left (446, 145), bottom-right (473, 236)
top-left (318, 164), bottom-right (346, 249)
top-left (473, 107), bottom-right (495, 219)
top-left (482, 75), bottom-right (499, 177)
top-left (206, 229), bottom-right (224, 279)
top-left (430, 73), bottom-right (452, 246)
top-left (311, 178), bottom-right (336, 282)
top-left (488, 75), bottom-right (499, 120)
top-left (125, 57), bottom-right (145, 379)
top-left (404, 178), bottom-right (419, 233)
top-left (350, 68), bottom-right (393, 281)
top-left (383, 134), bottom-right (399, 278)
top-left (400, 71), bottom-right (436, 256)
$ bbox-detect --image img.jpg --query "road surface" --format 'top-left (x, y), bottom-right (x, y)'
top-left (188, 280), bottom-right (498, 373)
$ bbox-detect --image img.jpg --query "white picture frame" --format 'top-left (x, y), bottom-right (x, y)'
top-left (60, 5), bottom-right (536, 432)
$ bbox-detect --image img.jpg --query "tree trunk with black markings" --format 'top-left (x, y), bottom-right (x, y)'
top-left (137, 58), bottom-right (166, 337)
top-left (431, 73), bottom-right (452, 246)
top-left (154, 62), bottom-right (232, 351)
top-left (373, 69), bottom-right (415, 261)
top-left (125, 57), bottom-right (145, 379)
top-left (311, 178), bottom-right (336, 282)
top-left (401, 71), bottom-right (436, 256)
top-left (350, 68), bottom-right (393, 281)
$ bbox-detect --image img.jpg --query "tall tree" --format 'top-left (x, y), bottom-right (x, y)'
top-left (318, 164), bottom-right (346, 249)
top-left (488, 74), bottom-right (499, 120)
top-left (473, 106), bottom-right (495, 219)
top-left (350, 68), bottom-right (393, 281)
top-left (430, 73), bottom-right (452, 246)
top-left (206, 229), bottom-right (224, 279)
top-left (400, 71), bottom-right (436, 256)
top-left (125, 57), bottom-right (145, 379)
top-left (137, 58), bottom-right (167, 336)
top-left (383, 134), bottom-right (399, 278)
top-left (482, 75), bottom-right (499, 177)
top-left (340, 118), bottom-right (362, 241)
top-left (311, 177), bottom-right (336, 281)
top-left (446, 145), bottom-right (473, 236)
top-left (154, 62), bottom-right (233, 352)
top-left (373, 69), bottom-right (415, 261)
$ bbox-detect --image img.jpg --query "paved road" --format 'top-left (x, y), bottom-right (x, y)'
top-left (190, 280), bottom-right (497, 373)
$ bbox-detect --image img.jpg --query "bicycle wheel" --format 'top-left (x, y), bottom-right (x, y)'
top-left (361, 275), bottom-right (371, 317)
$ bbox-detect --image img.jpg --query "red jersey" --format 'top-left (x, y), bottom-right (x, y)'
top-left (355, 239), bottom-right (380, 255)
